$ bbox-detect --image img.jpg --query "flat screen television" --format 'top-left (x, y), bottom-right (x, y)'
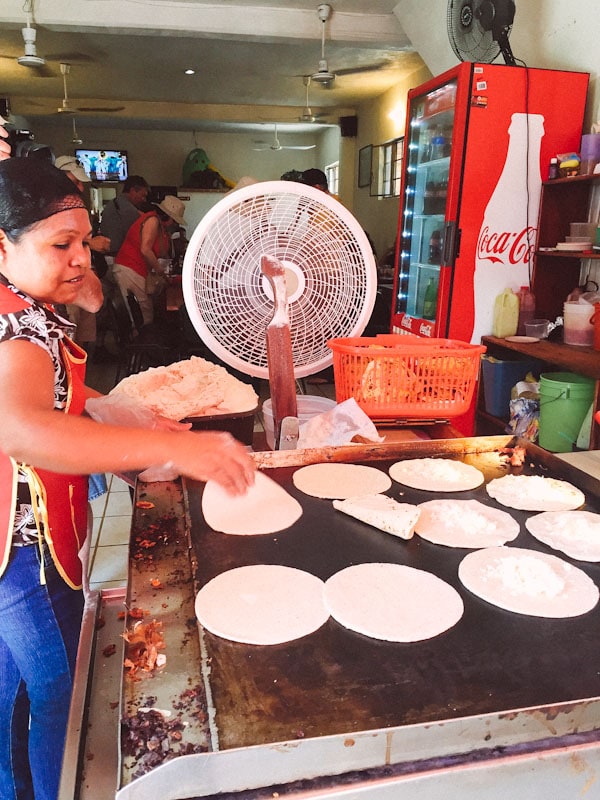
top-left (74, 149), bottom-right (128, 182)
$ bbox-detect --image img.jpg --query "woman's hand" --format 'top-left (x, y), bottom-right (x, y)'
top-left (171, 430), bottom-right (255, 495)
top-left (0, 118), bottom-right (11, 161)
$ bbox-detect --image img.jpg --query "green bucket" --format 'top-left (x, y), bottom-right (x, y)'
top-left (539, 372), bottom-right (594, 452)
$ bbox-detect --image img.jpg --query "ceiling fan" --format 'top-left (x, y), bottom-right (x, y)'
top-left (71, 117), bottom-right (83, 145)
top-left (4, 0), bottom-right (92, 78)
top-left (311, 3), bottom-right (336, 86)
top-left (308, 4), bottom-right (406, 88)
top-left (56, 62), bottom-right (125, 115)
top-left (253, 123), bottom-right (316, 152)
top-left (298, 76), bottom-right (328, 123)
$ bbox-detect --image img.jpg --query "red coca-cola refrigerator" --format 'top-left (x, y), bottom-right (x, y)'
top-left (390, 62), bottom-right (589, 345)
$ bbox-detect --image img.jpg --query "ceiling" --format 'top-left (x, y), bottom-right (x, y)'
top-left (0, 0), bottom-right (426, 136)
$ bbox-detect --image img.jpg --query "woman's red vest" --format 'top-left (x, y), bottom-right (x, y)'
top-left (0, 285), bottom-right (89, 589)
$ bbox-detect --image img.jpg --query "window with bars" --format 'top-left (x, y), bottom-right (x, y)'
top-left (325, 161), bottom-right (339, 195)
top-left (379, 137), bottom-right (404, 197)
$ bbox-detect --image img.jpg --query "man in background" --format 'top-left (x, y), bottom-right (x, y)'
top-left (99, 175), bottom-right (150, 257)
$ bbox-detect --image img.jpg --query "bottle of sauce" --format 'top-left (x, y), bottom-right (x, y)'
top-left (516, 285), bottom-right (535, 335)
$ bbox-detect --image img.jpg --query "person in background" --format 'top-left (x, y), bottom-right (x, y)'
top-left (55, 155), bottom-right (110, 355)
top-left (301, 167), bottom-right (343, 202)
top-left (99, 175), bottom-right (150, 257)
top-left (113, 195), bottom-right (186, 325)
top-left (0, 156), bottom-right (254, 800)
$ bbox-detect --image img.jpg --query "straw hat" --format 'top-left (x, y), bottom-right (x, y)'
top-left (225, 176), bottom-right (258, 195)
top-left (154, 195), bottom-right (187, 226)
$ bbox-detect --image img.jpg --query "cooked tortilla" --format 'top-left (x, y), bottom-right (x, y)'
top-left (526, 510), bottom-right (600, 562)
top-left (292, 462), bottom-right (391, 499)
top-left (415, 499), bottom-right (519, 548)
top-left (202, 471), bottom-right (302, 535)
top-left (486, 475), bottom-right (585, 512)
top-left (458, 546), bottom-right (599, 618)
top-left (333, 494), bottom-right (420, 539)
top-left (194, 565), bottom-right (329, 645)
top-left (324, 562), bottom-right (464, 642)
top-left (389, 457), bottom-right (484, 492)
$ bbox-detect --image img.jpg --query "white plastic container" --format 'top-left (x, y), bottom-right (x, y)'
top-left (563, 301), bottom-right (594, 346)
top-left (262, 395), bottom-right (336, 449)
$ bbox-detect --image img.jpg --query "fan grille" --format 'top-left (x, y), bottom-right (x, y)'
top-left (182, 182), bottom-right (377, 379)
top-left (447, 0), bottom-right (502, 64)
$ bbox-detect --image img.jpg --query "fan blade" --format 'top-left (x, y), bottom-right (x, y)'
top-left (76, 105), bottom-right (126, 113)
top-left (281, 145), bottom-right (316, 151)
top-left (45, 51), bottom-right (94, 64)
top-left (334, 61), bottom-right (395, 77)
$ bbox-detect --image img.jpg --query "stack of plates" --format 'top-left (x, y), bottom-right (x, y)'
top-left (555, 241), bottom-right (593, 251)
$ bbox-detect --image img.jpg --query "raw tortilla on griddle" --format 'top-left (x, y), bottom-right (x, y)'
top-left (324, 562), bottom-right (464, 642)
top-left (292, 462), bottom-right (392, 499)
top-left (458, 546), bottom-right (599, 618)
top-left (415, 499), bottom-right (519, 548)
top-left (202, 471), bottom-right (302, 535)
top-left (194, 565), bottom-right (329, 645)
top-left (525, 510), bottom-right (600, 562)
top-left (389, 457), bottom-right (484, 492)
top-left (486, 475), bottom-right (585, 512)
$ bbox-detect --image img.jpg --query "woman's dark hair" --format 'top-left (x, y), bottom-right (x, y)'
top-left (0, 158), bottom-right (86, 243)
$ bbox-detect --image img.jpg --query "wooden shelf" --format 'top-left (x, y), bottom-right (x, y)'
top-left (536, 249), bottom-right (600, 259)
top-left (482, 336), bottom-right (600, 380)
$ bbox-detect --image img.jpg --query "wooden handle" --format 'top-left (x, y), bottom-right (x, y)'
top-left (261, 255), bottom-right (298, 448)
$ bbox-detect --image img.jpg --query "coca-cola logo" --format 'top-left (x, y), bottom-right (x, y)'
top-left (476, 225), bottom-right (537, 265)
top-left (419, 323), bottom-right (433, 337)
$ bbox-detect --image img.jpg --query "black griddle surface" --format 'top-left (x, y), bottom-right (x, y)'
top-left (187, 454), bottom-right (600, 750)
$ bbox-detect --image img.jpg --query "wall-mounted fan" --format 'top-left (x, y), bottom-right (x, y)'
top-left (253, 123), bottom-right (316, 152)
top-left (447, 0), bottom-right (517, 66)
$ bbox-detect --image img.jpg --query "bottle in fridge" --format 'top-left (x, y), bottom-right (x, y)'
top-left (391, 62), bottom-right (589, 344)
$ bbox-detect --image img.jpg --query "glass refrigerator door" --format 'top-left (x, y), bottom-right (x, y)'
top-left (395, 79), bottom-right (457, 331)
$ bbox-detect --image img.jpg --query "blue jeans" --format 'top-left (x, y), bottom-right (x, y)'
top-left (0, 543), bottom-right (84, 800)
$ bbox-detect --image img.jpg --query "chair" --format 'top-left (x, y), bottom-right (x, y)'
top-left (110, 294), bottom-right (177, 384)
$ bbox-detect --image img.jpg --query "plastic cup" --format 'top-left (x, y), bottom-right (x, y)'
top-left (524, 319), bottom-right (549, 339)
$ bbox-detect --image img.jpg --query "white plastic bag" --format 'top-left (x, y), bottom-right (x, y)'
top-left (85, 394), bottom-right (182, 481)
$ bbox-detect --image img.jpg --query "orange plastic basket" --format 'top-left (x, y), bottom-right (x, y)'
top-left (327, 334), bottom-right (486, 420)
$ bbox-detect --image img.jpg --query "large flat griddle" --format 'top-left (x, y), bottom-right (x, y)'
top-left (117, 436), bottom-right (600, 799)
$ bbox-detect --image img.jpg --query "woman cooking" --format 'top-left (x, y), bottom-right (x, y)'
top-left (0, 157), bottom-right (254, 799)
top-left (112, 195), bottom-right (186, 325)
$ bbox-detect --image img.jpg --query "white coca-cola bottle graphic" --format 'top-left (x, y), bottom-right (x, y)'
top-left (472, 113), bottom-right (544, 344)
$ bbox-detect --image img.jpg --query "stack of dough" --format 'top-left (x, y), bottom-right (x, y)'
top-left (110, 356), bottom-right (258, 420)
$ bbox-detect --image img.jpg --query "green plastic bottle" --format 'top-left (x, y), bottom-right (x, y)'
top-left (423, 278), bottom-right (437, 319)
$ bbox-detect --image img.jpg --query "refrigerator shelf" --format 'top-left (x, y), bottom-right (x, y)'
top-left (417, 156), bottom-right (451, 169)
